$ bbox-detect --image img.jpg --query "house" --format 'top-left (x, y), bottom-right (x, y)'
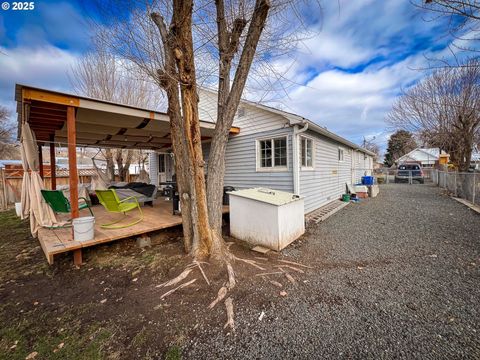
top-left (149, 90), bottom-right (374, 214)
top-left (396, 148), bottom-right (444, 168)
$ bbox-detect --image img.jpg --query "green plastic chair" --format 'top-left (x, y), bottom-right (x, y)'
top-left (41, 190), bottom-right (94, 220)
top-left (95, 189), bottom-right (143, 229)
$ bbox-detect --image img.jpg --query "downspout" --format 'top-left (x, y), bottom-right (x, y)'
top-left (292, 121), bottom-right (309, 195)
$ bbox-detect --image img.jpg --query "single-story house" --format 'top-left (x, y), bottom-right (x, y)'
top-left (149, 90), bottom-right (374, 214)
top-left (396, 148), bottom-right (445, 168)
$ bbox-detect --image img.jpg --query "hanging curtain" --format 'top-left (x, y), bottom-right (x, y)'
top-left (20, 145), bottom-right (30, 220)
top-left (21, 120), bottom-right (58, 237)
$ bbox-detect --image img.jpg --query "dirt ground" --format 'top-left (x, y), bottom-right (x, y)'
top-left (1, 184), bottom-right (479, 359)
top-left (0, 210), bottom-right (308, 360)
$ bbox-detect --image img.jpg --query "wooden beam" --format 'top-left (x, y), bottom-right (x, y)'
top-left (49, 134), bottom-right (56, 190)
top-left (38, 145), bottom-right (44, 179)
top-left (229, 126), bottom-right (240, 134)
top-left (24, 88), bottom-right (79, 107)
top-left (67, 106), bottom-right (82, 266)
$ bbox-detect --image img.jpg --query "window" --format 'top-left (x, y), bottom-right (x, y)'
top-left (258, 136), bottom-right (287, 169)
top-left (300, 137), bottom-right (314, 168)
top-left (338, 148), bottom-right (344, 162)
top-left (159, 154), bottom-right (166, 173)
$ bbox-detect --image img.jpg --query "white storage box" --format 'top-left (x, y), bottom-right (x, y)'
top-left (229, 188), bottom-right (305, 251)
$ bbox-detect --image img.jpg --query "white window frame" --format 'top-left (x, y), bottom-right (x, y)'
top-left (256, 135), bottom-right (289, 172)
top-left (300, 135), bottom-right (315, 170)
top-left (338, 147), bottom-right (345, 162)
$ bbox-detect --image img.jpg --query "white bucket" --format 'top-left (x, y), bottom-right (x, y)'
top-left (72, 216), bottom-right (95, 241)
top-left (15, 202), bottom-right (22, 217)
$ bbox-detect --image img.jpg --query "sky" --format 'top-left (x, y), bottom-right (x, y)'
top-left (0, 0), bottom-right (471, 150)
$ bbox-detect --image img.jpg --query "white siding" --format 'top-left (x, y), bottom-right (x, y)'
top-left (198, 89), bottom-right (289, 137)
top-left (299, 130), bottom-right (354, 213)
top-left (148, 152), bottom-right (159, 186)
top-left (222, 128), bottom-right (294, 192)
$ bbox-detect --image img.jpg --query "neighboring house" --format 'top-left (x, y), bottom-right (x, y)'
top-left (396, 148), bottom-right (444, 168)
top-left (149, 90), bottom-right (374, 214)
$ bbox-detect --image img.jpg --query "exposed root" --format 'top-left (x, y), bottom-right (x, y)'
top-left (254, 256), bottom-right (269, 261)
top-left (209, 286), bottom-right (228, 309)
top-left (255, 271), bottom-right (283, 277)
top-left (232, 256), bottom-right (266, 270)
top-left (195, 260), bottom-right (210, 286)
top-left (268, 279), bottom-right (283, 288)
top-left (224, 297), bottom-right (235, 332)
top-left (160, 278), bottom-right (197, 300)
top-left (156, 267), bottom-right (194, 288)
top-left (278, 259), bottom-right (314, 269)
top-left (284, 272), bottom-right (296, 285)
top-left (275, 265), bottom-right (305, 274)
top-left (227, 263), bottom-right (236, 290)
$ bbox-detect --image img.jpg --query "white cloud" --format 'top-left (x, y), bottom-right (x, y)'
top-left (0, 46), bottom-right (79, 124)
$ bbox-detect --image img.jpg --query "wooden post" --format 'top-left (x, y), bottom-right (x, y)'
top-left (38, 145), bottom-right (44, 179)
top-left (67, 106), bottom-right (82, 265)
top-left (49, 134), bottom-right (56, 190)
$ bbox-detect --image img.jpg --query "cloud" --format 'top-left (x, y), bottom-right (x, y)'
top-left (0, 46), bottom-right (79, 125)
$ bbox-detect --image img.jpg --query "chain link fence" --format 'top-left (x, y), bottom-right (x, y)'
top-left (432, 170), bottom-right (479, 206)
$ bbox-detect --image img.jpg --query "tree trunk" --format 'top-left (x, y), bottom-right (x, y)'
top-left (207, 0), bottom-right (270, 236)
top-left (171, 0), bottom-right (220, 259)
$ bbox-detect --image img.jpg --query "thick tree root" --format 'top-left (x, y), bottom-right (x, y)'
top-left (224, 297), bottom-right (235, 332)
top-left (209, 286), bottom-right (228, 309)
top-left (227, 263), bottom-right (236, 290)
top-left (156, 266), bottom-right (194, 288)
top-left (160, 278), bottom-right (197, 299)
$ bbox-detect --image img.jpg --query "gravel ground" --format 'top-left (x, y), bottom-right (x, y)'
top-left (184, 184), bottom-right (480, 359)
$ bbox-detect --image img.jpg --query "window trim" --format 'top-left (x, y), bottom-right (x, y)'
top-left (255, 135), bottom-right (289, 172)
top-left (338, 147), bottom-right (345, 162)
top-left (300, 135), bottom-right (315, 170)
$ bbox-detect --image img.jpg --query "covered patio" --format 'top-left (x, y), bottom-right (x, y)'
top-left (15, 84), bottom-right (239, 265)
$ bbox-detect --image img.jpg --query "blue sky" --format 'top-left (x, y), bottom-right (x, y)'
top-left (0, 0), bottom-right (472, 150)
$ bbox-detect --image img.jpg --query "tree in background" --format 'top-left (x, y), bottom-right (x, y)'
top-left (387, 59), bottom-right (480, 171)
top-left (362, 137), bottom-right (381, 162)
top-left (383, 130), bottom-right (417, 167)
top-left (70, 51), bottom-right (160, 181)
top-left (0, 106), bottom-right (19, 159)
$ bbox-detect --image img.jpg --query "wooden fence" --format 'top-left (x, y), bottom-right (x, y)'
top-left (0, 166), bottom-right (139, 210)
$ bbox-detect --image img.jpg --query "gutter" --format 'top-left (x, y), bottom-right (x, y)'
top-left (292, 121), bottom-right (308, 195)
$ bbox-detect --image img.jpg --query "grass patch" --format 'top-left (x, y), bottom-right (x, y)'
top-left (164, 345), bottom-right (182, 360)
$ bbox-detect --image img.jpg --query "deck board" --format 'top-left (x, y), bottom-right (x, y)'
top-left (37, 199), bottom-right (229, 264)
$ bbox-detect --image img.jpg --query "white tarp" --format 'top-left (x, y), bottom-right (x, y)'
top-left (21, 121), bottom-right (58, 236)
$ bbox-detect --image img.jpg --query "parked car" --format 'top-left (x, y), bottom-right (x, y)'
top-left (395, 164), bottom-right (424, 184)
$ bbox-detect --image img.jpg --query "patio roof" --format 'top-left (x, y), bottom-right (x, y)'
top-left (15, 84), bottom-right (240, 150)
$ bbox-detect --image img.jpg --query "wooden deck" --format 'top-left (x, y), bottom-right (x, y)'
top-left (38, 199), bottom-right (229, 264)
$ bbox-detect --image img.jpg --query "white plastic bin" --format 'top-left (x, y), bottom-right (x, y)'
top-left (72, 216), bottom-right (95, 241)
top-left (229, 188), bottom-right (305, 251)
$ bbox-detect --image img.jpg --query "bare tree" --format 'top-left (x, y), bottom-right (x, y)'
top-left (412, 0), bottom-right (480, 64)
top-left (70, 51), bottom-right (160, 182)
top-left (0, 106), bottom-right (19, 159)
top-left (387, 59), bottom-right (480, 171)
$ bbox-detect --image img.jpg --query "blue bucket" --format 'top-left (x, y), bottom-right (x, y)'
top-left (361, 176), bottom-right (375, 185)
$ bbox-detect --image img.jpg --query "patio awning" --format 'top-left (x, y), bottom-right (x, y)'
top-left (15, 84), bottom-right (240, 150)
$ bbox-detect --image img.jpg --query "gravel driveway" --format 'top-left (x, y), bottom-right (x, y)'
top-left (185, 184), bottom-right (480, 359)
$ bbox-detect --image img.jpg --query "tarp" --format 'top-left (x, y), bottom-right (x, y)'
top-left (91, 159), bottom-right (109, 191)
top-left (21, 121), bottom-right (57, 237)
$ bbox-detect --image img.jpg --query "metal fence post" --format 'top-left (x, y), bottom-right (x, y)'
top-left (454, 172), bottom-right (457, 197)
top-left (473, 171), bottom-right (476, 205)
